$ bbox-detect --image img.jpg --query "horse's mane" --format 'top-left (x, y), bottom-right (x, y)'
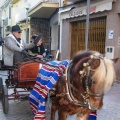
top-left (72, 51), bottom-right (92, 64)
top-left (72, 51), bottom-right (99, 73)
top-left (93, 57), bottom-right (115, 92)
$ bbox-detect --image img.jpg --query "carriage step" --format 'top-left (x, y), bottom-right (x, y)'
top-left (19, 96), bottom-right (28, 100)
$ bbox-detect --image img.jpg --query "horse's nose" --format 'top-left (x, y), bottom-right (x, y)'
top-left (89, 98), bottom-right (103, 110)
top-left (89, 103), bottom-right (103, 110)
top-left (88, 105), bottom-right (97, 111)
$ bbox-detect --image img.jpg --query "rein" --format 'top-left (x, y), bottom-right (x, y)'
top-left (60, 62), bottom-right (89, 107)
top-left (24, 53), bottom-right (64, 73)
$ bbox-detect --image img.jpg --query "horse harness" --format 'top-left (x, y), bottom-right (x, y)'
top-left (56, 54), bottom-right (106, 110)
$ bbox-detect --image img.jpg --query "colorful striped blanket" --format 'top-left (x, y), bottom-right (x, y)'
top-left (29, 60), bottom-right (69, 120)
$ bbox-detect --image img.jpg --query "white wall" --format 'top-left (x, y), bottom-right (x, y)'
top-left (51, 24), bottom-right (58, 50)
top-left (50, 12), bottom-right (59, 50)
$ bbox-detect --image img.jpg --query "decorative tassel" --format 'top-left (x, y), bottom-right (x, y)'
top-left (90, 55), bottom-right (94, 59)
top-left (83, 63), bottom-right (89, 67)
top-left (79, 71), bottom-right (83, 74)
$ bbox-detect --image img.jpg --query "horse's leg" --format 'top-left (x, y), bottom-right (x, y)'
top-left (51, 104), bottom-right (57, 120)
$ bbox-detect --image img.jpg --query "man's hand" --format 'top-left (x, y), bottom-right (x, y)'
top-left (36, 55), bottom-right (43, 59)
top-left (21, 49), bottom-right (28, 55)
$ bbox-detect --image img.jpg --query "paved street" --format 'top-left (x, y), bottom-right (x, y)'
top-left (97, 83), bottom-right (120, 120)
top-left (0, 71), bottom-right (120, 120)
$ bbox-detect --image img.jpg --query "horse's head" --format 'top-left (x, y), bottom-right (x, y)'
top-left (71, 51), bottom-right (118, 110)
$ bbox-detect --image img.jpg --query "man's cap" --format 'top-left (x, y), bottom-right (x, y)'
top-left (11, 25), bottom-right (22, 32)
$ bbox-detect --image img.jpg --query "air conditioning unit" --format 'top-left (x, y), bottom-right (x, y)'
top-left (105, 46), bottom-right (114, 59)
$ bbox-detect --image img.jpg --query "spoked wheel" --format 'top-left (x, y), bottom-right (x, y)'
top-left (0, 77), bottom-right (3, 99)
top-left (2, 85), bottom-right (8, 114)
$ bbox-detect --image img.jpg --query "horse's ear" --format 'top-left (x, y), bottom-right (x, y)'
top-left (111, 57), bottom-right (119, 63)
top-left (90, 59), bottom-right (100, 69)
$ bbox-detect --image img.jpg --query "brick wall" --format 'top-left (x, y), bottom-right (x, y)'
top-left (30, 18), bottom-right (50, 50)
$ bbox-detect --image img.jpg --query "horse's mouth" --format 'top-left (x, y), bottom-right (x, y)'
top-left (88, 101), bottom-right (103, 111)
top-left (88, 103), bottom-right (98, 111)
top-left (88, 105), bottom-right (97, 111)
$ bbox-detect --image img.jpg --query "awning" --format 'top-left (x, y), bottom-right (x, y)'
top-left (60, 0), bottom-right (114, 19)
top-left (58, 7), bottom-right (75, 14)
top-left (28, 2), bottom-right (59, 19)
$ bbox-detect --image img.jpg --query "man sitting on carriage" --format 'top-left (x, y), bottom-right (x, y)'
top-left (3, 25), bottom-right (45, 67)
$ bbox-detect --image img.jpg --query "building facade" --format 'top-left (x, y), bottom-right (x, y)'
top-left (59, 0), bottom-right (120, 80)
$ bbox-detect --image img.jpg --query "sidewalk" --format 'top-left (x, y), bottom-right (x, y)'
top-left (97, 83), bottom-right (120, 120)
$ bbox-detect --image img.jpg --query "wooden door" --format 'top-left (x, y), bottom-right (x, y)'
top-left (70, 17), bottom-right (106, 58)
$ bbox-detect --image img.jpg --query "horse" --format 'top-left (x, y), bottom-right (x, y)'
top-left (50, 50), bottom-right (118, 120)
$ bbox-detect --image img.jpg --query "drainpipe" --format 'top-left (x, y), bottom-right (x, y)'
top-left (49, 27), bottom-right (51, 53)
top-left (85, 0), bottom-right (90, 50)
top-left (58, 0), bottom-right (61, 60)
top-left (58, 0), bottom-right (62, 60)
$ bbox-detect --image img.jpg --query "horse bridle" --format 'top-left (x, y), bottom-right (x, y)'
top-left (64, 54), bottom-right (106, 109)
top-left (79, 55), bottom-right (106, 97)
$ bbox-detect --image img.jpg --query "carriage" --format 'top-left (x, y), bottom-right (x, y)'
top-left (0, 57), bottom-right (40, 114)
top-left (0, 44), bottom-right (59, 114)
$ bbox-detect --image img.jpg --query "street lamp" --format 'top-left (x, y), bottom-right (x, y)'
top-left (1, 15), bottom-right (5, 38)
top-left (25, 2), bottom-right (31, 43)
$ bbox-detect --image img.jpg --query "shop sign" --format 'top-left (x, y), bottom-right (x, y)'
top-left (61, 1), bottom-right (113, 19)
top-left (69, 6), bottom-right (96, 18)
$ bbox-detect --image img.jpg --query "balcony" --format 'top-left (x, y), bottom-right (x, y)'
top-left (28, 1), bottom-right (59, 19)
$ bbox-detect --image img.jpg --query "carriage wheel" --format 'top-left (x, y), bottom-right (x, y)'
top-left (0, 77), bottom-right (3, 99)
top-left (2, 85), bottom-right (9, 114)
